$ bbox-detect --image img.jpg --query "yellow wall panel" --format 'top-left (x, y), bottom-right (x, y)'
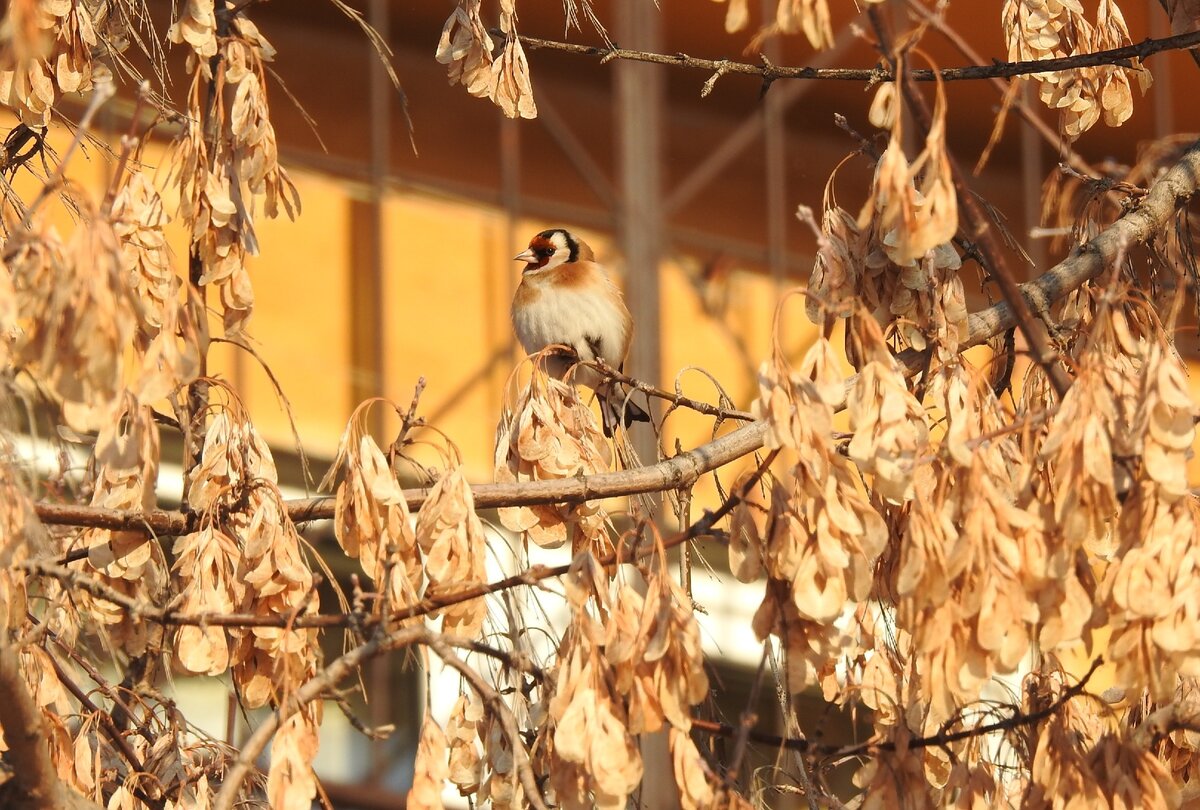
top-left (227, 170), bottom-right (351, 459)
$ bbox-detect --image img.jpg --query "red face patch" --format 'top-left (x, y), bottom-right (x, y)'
top-left (527, 235), bottom-right (556, 267)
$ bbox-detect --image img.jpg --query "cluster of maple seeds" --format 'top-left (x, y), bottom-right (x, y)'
top-left (495, 358), bottom-right (612, 552)
top-left (397, 548), bottom-right (720, 810)
top-left (436, 0), bottom-right (537, 119)
top-left (323, 401), bottom-right (490, 636)
top-left (1002, 0), bottom-right (1151, 140)
top-left (169, 395), bottom-right (322, 809)
top-left (0, 0), bottom-right (99, 125)
top-left (169, 4), bottom-right (298, 335)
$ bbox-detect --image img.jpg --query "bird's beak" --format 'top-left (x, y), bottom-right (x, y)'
top-left (513, 248), bottom-right (537, 264)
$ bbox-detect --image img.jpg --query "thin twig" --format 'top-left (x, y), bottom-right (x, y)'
top-left (587, 359), bottom-right (755, 421)
top-left (687, 657), bottom-right (1104, 759)
top-left (39, 648), bottom-right (164, 810)
top-left (726, 644), bottom-right (770, 787)
top-left (508, 28), bottom-right (1200, 88)
top-left (212, 625), bottom-right (427, 810)
top-left (426, 635), bottom-right (550, 810)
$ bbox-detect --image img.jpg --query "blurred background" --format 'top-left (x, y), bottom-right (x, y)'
top-left (8, 0), bottom-right (1200, 806)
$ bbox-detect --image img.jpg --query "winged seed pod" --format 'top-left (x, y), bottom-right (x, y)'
top-left (170, 16), bottom-right (298, 336)
top-left (77, 400), bottom-right (165, 655)
top-left (1001, 0), bottom-right (1150, 141)
top-left (775, 0), bottom-right (834, 50)
top-left (172, 523), bottom-right (244, 675)
top-left (858, 57), bottom-right (958, 268)
top-left (495, 359), bottom-right (611, 551)
top-left (415, 463), bottom-right (488, 637)
top-left (605, 571), bottom-right (709, 734)
top-left (446, 694), bottom-right (484, 796)
top-left (267, 703), bottom-right (321, 810)
top-left (168, 0), bottom-right (218, 61)
top-left (177, 398), bottom-right (320, 708)
top-left (545, 557), bottom-right (643, 809)
top-left (0, 457), bottom-right (36, 632)
top-left (728, 470), bottom-right (767, 582)
top-left (799, 169), bottom-right (869, 326)
top-left (437, 0), bottom-right (537, 119)
top-left (0, 0), bottom-right (96, 125)
top-left (407, 714), bottom-right (450, 810)
top-left (7, 208), bottom-right (138, 432)
top-left (669, 728), bottom-right (715, 810)
top-left (112, 168), bottom-right (174, 328)
top-left (845, 313), bottom-right (928, 503)
top-left (322, 403), bottom-right (423, 615)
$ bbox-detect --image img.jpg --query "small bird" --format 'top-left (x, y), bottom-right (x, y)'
top-left (511, 228), bottom-right (651, 437)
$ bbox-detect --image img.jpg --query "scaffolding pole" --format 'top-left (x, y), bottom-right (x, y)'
top-left (616, 0), bottom-right (665, 468)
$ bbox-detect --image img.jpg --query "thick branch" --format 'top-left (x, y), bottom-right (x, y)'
top-left (213, 625), bottom-right (427, 810)
top-left (510, 29), bottom-right (1200, 87)
top-left (0, 646), bottom-right (103, 810)
top-left (26, 451), bottom-right (781, 632)
top-left (961, 137), bottom-right (1200, 347)
top-left (35, 137), bottom-right (1200, 543)
top-left (40, 416), bottom-right (771, 541)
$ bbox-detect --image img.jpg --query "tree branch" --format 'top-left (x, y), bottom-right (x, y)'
top-left (213, 625), bottom-right (428, 810)
top-left (688, 657), bottom-right (1105, 759)
top-left (41, 415), bottom-right (772, 544)
top-left (0, 645), bottom-right (104, 810)
top-left (508, 28), bottom-right (1200, 89)
top-left (960, 137), bottom-right (1200, 347)
top-left (26, 450), bottom-right (781, 632)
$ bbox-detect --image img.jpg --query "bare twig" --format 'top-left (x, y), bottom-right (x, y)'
top-left (425, 635), bottom-right (550, 810)
top-left (213, 625), bottom-right (427, 810)
top-left (687, 657), bottom-right (1105, 759)
top-left (508, 28), bottom-right (1200, 88)
top-left (726, 644), bottom-right (770, 787)
top-left (586, 359), bottom-right (755, 422)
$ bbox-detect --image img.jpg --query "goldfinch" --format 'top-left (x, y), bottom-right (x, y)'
top-left (511, 228), bottom-right (651, 437)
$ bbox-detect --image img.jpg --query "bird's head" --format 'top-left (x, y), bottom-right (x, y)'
top-left (514, 228), bottom-right (589, 273)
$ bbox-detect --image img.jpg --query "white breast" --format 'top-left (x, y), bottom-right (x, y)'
top-left (512, 276), bottom-right (630, 388)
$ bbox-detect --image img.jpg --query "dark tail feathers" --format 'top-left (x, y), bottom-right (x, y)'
top-left (599, 391), bottom-right (651, 438)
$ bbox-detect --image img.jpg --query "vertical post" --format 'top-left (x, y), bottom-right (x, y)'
top-left (363, 0), bottom-right (391, 783)
top-left (615, 0), bottom-right (663, 466)
top-left (500, 115), bottom-right (521, 357)
top-left (762, 0), bottom-right (787, 290)
top-left (1019, 83), bottom-right (1046, 272)
top-left (1148, 0), bottom-right (1174, 139)
top-left (349, 0), bottom-right (389, 427)
top-left (615, 8), bottom-right (676, 808)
